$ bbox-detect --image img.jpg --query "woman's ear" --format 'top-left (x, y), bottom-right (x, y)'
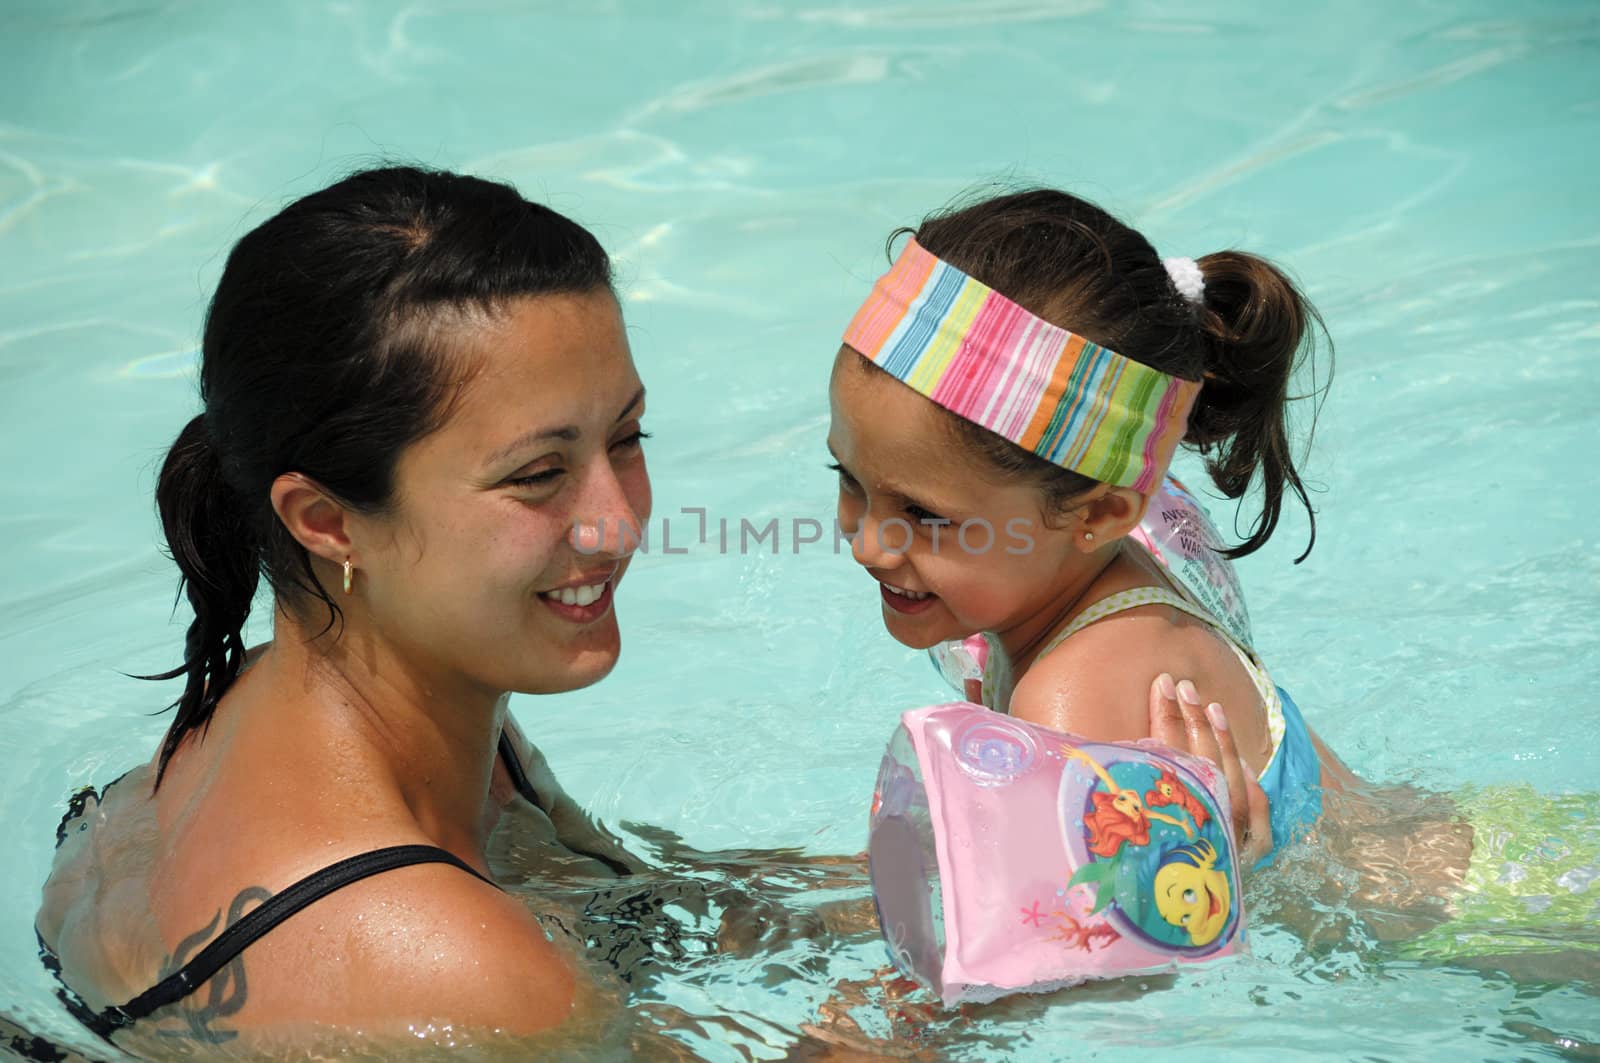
top-left (269, 472), bottom-right (352, 564)
top-left (1076, 486), bottom-right (1152, 551)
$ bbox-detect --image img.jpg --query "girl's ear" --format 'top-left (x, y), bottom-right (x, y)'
top-left (1076, 486), bottom-right (1152, 551)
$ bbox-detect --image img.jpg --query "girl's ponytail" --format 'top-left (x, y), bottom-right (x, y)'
top-left (1188, 252), bottom-right (1329, 563)
top-left (896, 189), bottom-right (1329, 561)
top-left (146, 413), bottom-right (260, 783)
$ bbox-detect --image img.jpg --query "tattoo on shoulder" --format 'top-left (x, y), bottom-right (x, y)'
top-left (151, 885), bottom-right (273, 1045)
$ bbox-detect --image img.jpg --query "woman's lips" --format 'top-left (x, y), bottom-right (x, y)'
top-left (539, 579), bottom-right (614, 624)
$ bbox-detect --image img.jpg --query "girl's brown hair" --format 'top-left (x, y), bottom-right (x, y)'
top-left (882, 188), bottom-right (1329, 562)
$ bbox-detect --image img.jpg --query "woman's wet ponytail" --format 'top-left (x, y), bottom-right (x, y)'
top-left (1188, 252), bottom-right (1328, 562)
top-left (146, 414), bottom-right (259, 781)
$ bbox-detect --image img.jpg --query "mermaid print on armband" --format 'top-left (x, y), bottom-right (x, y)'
top-left (1060, 744), bottom-right (1240, 954)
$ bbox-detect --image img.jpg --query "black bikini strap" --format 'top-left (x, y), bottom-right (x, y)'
top-left (109, 845), bottom-right (493, 1026)
top-left (497, 730), bottom-right (634, 878)
top-left (498, 729), bottom-right (544, 810)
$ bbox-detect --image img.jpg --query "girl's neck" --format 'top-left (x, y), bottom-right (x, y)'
top-left (995, 544), bottom-right (1125, 679)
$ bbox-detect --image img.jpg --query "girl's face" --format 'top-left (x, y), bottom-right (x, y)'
top-left (827, 349), bottom-right (1082, 651)
top-left (349, 290), bottom-right (652, 700)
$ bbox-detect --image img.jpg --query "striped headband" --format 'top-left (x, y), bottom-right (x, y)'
top-left (841, 238), bottom-right (1201, 492)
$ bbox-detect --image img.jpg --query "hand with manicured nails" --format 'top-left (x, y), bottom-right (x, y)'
top-left (1147, 673), bottom-right (1273, 871)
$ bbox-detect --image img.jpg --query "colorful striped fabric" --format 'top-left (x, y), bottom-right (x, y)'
top-left (842, 239), bottom-right (1201, 492)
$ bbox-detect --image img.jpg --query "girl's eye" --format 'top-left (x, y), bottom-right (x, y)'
top-left (827, 462), bottom-right (861, 491)
top-left (906, 504), bottom-right (943, 523)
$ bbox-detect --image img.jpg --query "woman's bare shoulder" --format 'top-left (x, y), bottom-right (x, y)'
top-left (41, 761), bottom-right (580, 1037)
top-left (271, 860), bottom-right (579, 1035)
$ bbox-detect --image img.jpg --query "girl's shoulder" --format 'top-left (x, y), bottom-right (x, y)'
top-left (1008, 604), bottom-right (1188, 741)
top-left (1009, 580), bottom-right (1275, 769)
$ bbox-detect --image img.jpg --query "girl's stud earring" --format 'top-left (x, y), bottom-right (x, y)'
top-left (1083, 531), bottom-right (1095, 543)
top-left (342, 558), bottom-right (354, 595)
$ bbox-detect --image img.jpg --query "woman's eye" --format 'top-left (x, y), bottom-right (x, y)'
top-left (612, 429), bottom-right (651, 452)
top-left (508, 469), bottom-right (564, 488)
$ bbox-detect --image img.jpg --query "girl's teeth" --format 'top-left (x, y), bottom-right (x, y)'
top-left (886, 583), bottom-right (929, 600)
top-left (546, 582), bottom-right (607, 607)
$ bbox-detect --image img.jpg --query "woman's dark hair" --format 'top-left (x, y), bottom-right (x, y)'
top-left (869, 188), bottom-right (1328, 563)
top-left (146, 165), bottom-right (613, 784)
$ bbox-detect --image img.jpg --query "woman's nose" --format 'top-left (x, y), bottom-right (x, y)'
top-left (569, 469), bottom-right (644, 559)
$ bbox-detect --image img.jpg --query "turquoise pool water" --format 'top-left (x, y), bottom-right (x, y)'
top-left (2, 0), bottom-right (1597, 1058)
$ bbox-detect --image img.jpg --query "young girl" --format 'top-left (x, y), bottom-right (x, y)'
top-left (827, 189), bottom-right (1358, 866)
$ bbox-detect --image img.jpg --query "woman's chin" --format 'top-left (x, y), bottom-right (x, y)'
top-left (516, 643), bottom-right (621, 695)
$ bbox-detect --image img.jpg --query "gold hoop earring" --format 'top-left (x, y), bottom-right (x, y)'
top-left (342, 558), bottom-right (354, 595)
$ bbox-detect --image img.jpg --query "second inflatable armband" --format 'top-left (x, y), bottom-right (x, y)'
top-left (869, 703), bottom-right (1246, 1006)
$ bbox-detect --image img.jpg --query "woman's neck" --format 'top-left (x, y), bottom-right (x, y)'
top-left (242, 609), bottom-right (509, 855)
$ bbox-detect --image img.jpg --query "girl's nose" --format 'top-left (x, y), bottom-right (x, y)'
top-left (851, 511), bottom-right (911, 570)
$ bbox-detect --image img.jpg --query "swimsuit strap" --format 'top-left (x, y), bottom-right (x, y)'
top-left (498, 729), bottom-right (546, 811)
top-left (1031, 585), bottom-right (1287, 764)
top-left (69, 729), bottom-right (632, 1036)
top-left (107, 845), bottom-right (494, 1028)
top-left (496, 729), bottom-right (634, 878)
top-left (1036, 586), bottom-right (1214, 659)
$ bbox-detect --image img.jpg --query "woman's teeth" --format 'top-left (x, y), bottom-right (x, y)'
top-left (884, 583), bottom-right (930, 600)
top-left (543, 582), bottom-right (607, 607)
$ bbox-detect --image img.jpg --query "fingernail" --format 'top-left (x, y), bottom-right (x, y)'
top-left (1206, 702), bottom-right (1229, 731)
top-left (1176, 679), bottom-right (1200, 705)
top-left (1157, 673), bottom-right (1178, 700)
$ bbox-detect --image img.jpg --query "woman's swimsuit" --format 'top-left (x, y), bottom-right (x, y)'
top-left (40, 731), bottom-right (631, 1041)
top-left (970, 574), bottom-right (1324, 863)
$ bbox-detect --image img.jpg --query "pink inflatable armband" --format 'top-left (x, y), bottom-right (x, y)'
top-left (869, 703), bottom-right (1246, 1006)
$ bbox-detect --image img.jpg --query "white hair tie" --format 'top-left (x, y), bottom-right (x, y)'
top-left (1163, 256), bottom-right (1205, 305)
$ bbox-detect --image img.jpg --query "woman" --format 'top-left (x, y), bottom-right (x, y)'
top-left (36, 166), bottom-right (1264, 1055)
top-left (37, 166), bottom-right (652, 1048)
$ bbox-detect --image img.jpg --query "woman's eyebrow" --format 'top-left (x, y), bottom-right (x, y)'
top-left (489, 387), bottom-right (648, 467)
top-left (488, 425), bottom-right (578, 467)
top-left (616, 386), bottom-right (645, 422)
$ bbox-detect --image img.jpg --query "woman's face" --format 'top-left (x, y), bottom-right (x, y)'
top-left (826, 349), bottom-right (1080, 651)
top-left (351, 289), bottom-right (651, 699)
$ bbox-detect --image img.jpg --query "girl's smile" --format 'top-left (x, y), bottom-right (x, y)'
top-left (827, 346), bottom-right (1086, 657)
top-left (878, 580), bottom-right (939, 615)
